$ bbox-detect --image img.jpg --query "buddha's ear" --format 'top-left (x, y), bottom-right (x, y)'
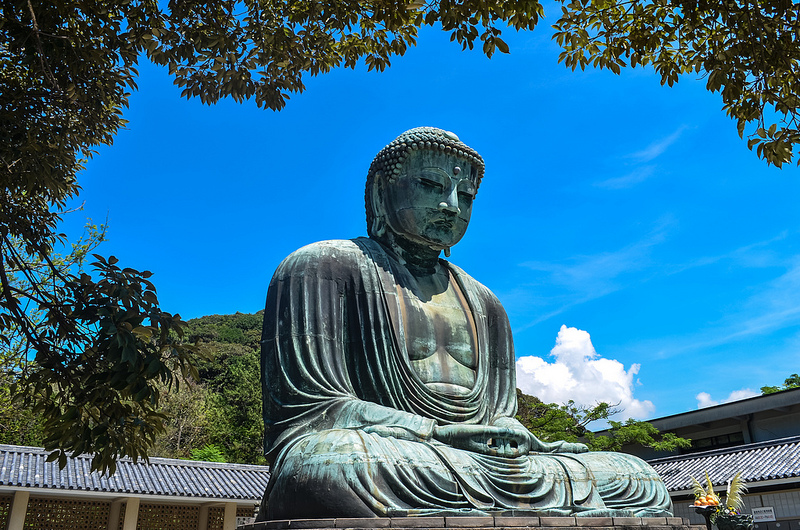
top-left (370, 171), bottom-right (387, 238)
top-left (371, 170), bottom-right (384, 210)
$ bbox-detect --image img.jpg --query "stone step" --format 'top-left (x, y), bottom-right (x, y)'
top-left (238, 516), bottom-right (702, 530)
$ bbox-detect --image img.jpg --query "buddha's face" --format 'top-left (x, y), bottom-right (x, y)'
top-left (379, 149), bottom-right (477, 251)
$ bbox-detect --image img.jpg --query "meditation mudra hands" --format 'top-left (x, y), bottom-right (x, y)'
top-left (433, 424), bottom-right (588, 457)
top-left (432, 424), bottom-right (531, 457)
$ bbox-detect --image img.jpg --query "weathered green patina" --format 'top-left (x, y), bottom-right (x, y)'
top-left (258, 127), bottom-right (673, 519)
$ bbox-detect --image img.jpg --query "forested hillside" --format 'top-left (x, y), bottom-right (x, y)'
top-left (152, 311), bottom-right (266, 464)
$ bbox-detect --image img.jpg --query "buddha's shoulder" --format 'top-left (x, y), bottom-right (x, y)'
top-left (274, 238), bottom-right (374, 275)
top-left (283, 238), bottom-right (372, 260)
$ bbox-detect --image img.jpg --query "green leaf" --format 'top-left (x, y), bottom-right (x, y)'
top-left (496, 38), bottom-right (510, 54)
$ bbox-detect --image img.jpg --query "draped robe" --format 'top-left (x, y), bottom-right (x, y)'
top-left (259, 238), bottom-right (672, 519)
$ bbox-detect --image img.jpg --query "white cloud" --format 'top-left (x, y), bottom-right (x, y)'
top-left (625, 126), bottom-right (687, 163)
top-left (516, 325), bottom-right (655, 421)
top-left (695, 392), bottom-right (717, 408)
top-left (695, 388), bottom-right (759, 409)
top-left (729, 389), bottom-right (760, 401)
top-left (596, 166), bottom-right (655, 189)
top-left (592, 127), bottom-right (686, 190)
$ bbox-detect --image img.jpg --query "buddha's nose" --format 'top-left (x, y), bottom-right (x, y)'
top-left (438, 190), bottom-right (461, 215)
top-left (438, 200), bottom-right (460, 215)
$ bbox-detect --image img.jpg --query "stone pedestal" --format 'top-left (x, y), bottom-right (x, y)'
top-left (239, 516), bottom-right (703, 530)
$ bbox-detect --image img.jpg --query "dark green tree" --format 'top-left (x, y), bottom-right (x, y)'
top-left (191, 444), bottom-right (226, 463)
top-left (19, 255), bottom-right (202, 474)
top-left (584, 419), bottom-right (692, 453)
top-left (73, 311), bottom-right (265, 465)
top-left (185, 313), bottom-right (265, 464)
top-left (761, 373), bottom-right (800, 394)
top-left (516, 389), bottom-right (608, 443)
top-left (516, 389), bottom-right (691, 452)
top-left (202, 342), bottom-right (265, 464)
top-left (186, 312), bottom-right (262, 351)
top-left (553, 0), bottom-right (800, 167)
top-left (149, 379), bottom-right (212, 459)
top-left (0, 223), bottom-right (104, 449)
top-left (0, 217), bottom-right (202, 473)
top-left (0, 353), bottom-right (43, 447)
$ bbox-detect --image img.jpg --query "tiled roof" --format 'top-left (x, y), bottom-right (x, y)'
top-left (648, 435), bottom-right (800, 492)
top-left (0, 444), bottom-right (270, 501)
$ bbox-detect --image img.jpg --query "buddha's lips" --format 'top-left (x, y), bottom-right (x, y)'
top-left (431, 217), bottom-right (457, 229)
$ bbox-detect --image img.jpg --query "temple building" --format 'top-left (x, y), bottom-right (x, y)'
top-left (612, 387), bottom-right (800, 530)
top-left (0, 444), bottom-right (269, 529)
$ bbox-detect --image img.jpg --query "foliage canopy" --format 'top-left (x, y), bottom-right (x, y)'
top-left (554, 0), bottom-right (800, 167)
top-left (516, 390), bottom-right (692, 452)
top-left (3, 0), bottom-right (800, 180)
top-left (761, 373), bottom-right (800, 394)
top-left (0, 310), bottom-right (266, 466)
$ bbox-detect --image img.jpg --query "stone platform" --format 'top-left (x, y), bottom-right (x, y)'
top-left (239, 516), bottom-right (703, 530)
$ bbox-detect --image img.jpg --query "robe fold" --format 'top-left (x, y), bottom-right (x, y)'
top-left (260, 238), bottom-right (672, 519)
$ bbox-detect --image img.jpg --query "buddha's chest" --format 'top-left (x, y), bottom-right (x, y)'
top-left (395, 275), bottom-right (477, 394)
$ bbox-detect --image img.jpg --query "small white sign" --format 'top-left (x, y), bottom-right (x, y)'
top-left (752, 507), bottom-right (776, 522)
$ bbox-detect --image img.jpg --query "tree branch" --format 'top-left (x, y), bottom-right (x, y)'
top-left (26, 0), bottom-right (60, 91)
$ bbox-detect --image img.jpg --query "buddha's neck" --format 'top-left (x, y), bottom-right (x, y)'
top-left (377, 233), bottom-right (441, 275)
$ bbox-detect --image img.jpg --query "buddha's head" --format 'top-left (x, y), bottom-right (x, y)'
top-left (366, 127), bottom-right (485, 254)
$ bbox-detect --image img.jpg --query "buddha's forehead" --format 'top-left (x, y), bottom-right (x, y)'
top-left (367, 127), bottom-right (485, 192)
top-left (401, 149), bottom-right (476, 179)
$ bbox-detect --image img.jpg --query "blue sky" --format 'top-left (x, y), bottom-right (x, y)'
top-left (64, 16), bottom-right (800, 423)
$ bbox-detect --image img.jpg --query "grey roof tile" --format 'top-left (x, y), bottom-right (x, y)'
top-left (648, 435), bottom-right (800, 492)
top-left (0, 444), bottom-right (270, 501)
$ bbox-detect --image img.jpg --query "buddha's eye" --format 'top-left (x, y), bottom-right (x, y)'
top-left (458, 184), bottom-right (475, 200)
top-left (418, 177), bottom-right (444, 190)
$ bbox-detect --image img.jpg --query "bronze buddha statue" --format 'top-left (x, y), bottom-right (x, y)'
top-left (258, 127), bottom-right (672, 519)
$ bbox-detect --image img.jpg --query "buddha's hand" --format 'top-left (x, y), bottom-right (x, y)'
top-left (529, 434), bottom-right (589, 454)
top-left (432, 424), bottom-right (532, 457)
top-left (362, 425), bottom-right (430, 442)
